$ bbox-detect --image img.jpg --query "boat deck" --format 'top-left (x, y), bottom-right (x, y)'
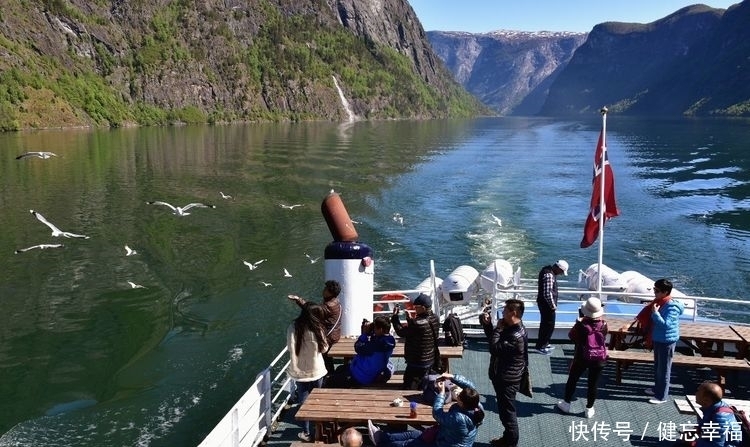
top-left (264, 336), bottom-right (750, 446)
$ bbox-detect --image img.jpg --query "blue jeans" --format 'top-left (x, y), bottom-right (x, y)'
top-left (379, 429), bottom-right (430, 447)
top-left (295, 378), bottom-right (323, 435)
top-left (653, 341), bottom-right (675, 401)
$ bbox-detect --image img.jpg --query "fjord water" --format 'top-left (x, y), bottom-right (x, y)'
top-left (1, 117), bottom-right (749, 446)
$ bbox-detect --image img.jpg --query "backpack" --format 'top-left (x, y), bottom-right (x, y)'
top-left (718, 405), bottom-right (750, 447)
top-left (443, 313), bottom-right (465, 347)
top-left (581, 320), bottom-right (608, 362)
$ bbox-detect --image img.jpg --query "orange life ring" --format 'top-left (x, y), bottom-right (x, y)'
top-left (373, 293), bottom-right (415, 317)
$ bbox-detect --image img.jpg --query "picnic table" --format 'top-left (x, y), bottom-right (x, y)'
top-left (607, 317), bottom-right (744, 358)
top-left (327, 337), bottom-right (464, 372)
top-left (295, 388), bottom-right (443, 442)
top-left (730, 325), bottom-right (750, 359)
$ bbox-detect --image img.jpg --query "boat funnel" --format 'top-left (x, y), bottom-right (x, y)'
top-left (441, 265), bottom-right (479, 305)
top-left (321, 191), bottom-right (358, 242)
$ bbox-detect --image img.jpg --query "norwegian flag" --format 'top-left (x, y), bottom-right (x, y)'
top-left (580, 130), bottom-right (619, 248)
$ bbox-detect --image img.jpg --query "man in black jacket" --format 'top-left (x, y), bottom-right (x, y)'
top-left (392, 293), bottom-right (440, 390)
top-left (480, 298), bottom-right (528, 447)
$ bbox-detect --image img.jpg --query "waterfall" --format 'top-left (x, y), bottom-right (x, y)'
top-left (332, 75), bottom-right (356, 123)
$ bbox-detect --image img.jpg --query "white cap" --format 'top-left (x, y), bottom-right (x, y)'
top-left (555, 260), bottom-right (569, 276)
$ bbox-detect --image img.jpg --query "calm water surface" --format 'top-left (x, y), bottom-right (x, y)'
top-left (1, 117), bottom-right (749, 446)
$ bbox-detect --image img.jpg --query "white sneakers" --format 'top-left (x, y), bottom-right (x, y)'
top-left (648, 398), bottom-right (668, 405)
top-left (556, 401), bottom-right (571, 414)
top-left (558, 401), bottom-right (595, 418)
top-left (368, 419), bottom-right (382, 445)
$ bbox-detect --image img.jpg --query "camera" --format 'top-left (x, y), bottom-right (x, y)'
top-left (361, 319), bottom-right (373, 335)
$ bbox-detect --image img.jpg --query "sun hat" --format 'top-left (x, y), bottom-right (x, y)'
top-left (413, 293), bottom-right (432, 308)
top-left (555, 260), bottom-right (569, 276)
top-left (581, 297), bottom-right (604, 319)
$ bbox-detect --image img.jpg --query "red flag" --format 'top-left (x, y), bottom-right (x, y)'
top-left (580, 130), bottom-right (619, 248)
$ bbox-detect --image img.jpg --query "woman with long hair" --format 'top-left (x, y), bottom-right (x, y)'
top-left (287, 302), bottom-right (328, 441)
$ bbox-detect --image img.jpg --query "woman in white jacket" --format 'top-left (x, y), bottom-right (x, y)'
top-left (287, 302), bottom-right (328, 441)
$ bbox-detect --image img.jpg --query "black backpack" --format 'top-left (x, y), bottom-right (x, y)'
top-left (443, 313), bottom-right (465, 347)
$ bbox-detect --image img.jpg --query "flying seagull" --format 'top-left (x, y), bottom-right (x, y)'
top-left (16, 151), bottom-right (58, 160)
top-left (392, 213), bottom-right (404, 225)
top-left (259, 281), bottom-right (272, 287)
top-left (219, 192), bottom-right (232, 200)
top-left (283, 268), bottom-right (292, 278)
top-left (491, 214), bottom-right (502, 227)
top-left (15, 243), bottom-right (64, 254)
top-left (242, 259), bottom-right (267, 270)
top-left (125, 245), bottom-right (137, 256)
top-left (146, 201), bottom-right (216, 216)
top-left (279, 203), bottom-right (302, 210)
top-left (127, 281), bottom-right (145, 289)
top-left (29, 210), bottom-right (89, 239)
top-left (305, 253), bottom-right (320, 264)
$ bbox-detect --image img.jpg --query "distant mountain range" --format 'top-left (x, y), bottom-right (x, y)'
top-left (427, 2), bottom-right (750, 117)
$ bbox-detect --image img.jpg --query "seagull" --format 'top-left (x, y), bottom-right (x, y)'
top-left (392, 213), bottom-right (404, 225)
top-left (283, 268), bottom-right (292, 278)
top-left (219, 192), bottom-right (232, 200)
top-left (242, 259), bottom-right (267, 270)
top-left (127, 281), bottom-right (145, 289)
top-left (259, 281), bottom-right (272, 287)
top-left (29, 210), bottom-right (89, 239)
top-left (15, 243), bottom-right (64, 254)
top-left (305, 253), bottom-right (320, 264)
top-left (146, 201), bottom-right (216, 216)
top-left (491, 214), bottom-right (503, 226)
top-left (125, 245), bottom-right (137, 256)
top-left (279, 203), bottom-right (302, 210)
top-left (16, 151), bottom-right (58, 160)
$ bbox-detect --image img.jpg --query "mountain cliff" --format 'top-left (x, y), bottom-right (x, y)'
top-left (0, 0), bottom-right (486, 131)
top-left (428, 30), bottom-right (586, 115)
top-left (541, 3), bottom-right (750, 116)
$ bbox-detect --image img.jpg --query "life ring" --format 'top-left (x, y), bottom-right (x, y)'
top-left (373, 293), bottom-right (415, 317)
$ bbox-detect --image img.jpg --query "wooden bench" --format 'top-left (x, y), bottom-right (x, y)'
top-left (607, 349), bottom-right (750, 389)
top-left (328, 337), bottom-right (463, 373)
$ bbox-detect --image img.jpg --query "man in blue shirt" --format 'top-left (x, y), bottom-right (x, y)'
top-left (326, 316), bottom-right (396, 387)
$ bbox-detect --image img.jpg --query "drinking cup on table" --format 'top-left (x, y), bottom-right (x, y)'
top-left (409, 401), bottom-right (417, 418)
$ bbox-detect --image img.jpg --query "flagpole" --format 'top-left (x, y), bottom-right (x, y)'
top-left (596, 107), bottom-right (608, 295)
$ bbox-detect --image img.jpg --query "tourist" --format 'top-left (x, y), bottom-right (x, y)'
top-left (640, 278), bottom-right (685, 404)
top-left (367, 372), bottom-right (484, 447)
top-left (341, 427), bottom-right (364, 447)
top-left (556, 297), bottom-right (608, 418)
top-left (286, 302), bottom-right (328, 442)
top-left (326, 316), bottom-right (396, 387)
top-left (479, 298), bottom-right (528, 447)
top-left (288, 280), bottom-right (342, 375)
top-left (679, 381), bottom-right (737, 447)
top-left (391, 293), bottom-right (440, 390)
top-left (535, 260), bottom-right (568, 354)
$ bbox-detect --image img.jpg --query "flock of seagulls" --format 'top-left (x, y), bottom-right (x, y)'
top-left (13, 148), bottom-right (342, 293)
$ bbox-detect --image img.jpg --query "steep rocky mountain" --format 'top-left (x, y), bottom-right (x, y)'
top-left (428, 30), bottom-right (586, 115)
top-left (541, 2), bottom-right (750, 116)
top-left (0, 0), bottom-right (486, 131)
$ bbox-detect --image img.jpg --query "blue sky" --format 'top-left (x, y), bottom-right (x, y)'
top-left (407, 0), bottom-right (739, 33)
